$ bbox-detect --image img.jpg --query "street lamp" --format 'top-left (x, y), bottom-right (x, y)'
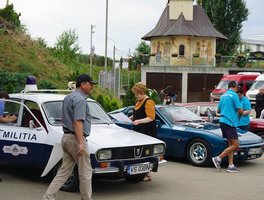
top-left (90, 25), bottom-right (95, 77)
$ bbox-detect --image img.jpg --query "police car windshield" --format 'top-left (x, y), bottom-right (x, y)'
top-left (43, 101), bottom-right (113, 125)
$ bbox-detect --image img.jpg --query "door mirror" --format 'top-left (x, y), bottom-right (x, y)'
top-left (206, 108), bottom-right (214, 123)
top-left (156, 119), bottom-right (161, 127)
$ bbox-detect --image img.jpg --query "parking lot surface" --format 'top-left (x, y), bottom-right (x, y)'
top-left (0, 157), bottom-right (263, 200)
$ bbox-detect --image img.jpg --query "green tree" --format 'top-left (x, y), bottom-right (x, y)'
top-left (53, 29), bottom-right (80, 64)
top-left (200, 0), bottom-right (249, 55)
top-left (0, 4), bottom-right (21, 28)
top-left (132, 41), bottom-right (150, 70)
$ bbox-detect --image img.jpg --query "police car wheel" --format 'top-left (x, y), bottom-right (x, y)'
top-left (125, 173), bottom-right (146, 183)
top-left (53, 163), bottom-right (79, 192)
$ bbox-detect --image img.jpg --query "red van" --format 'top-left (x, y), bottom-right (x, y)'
top-left (210, 72), bottom-right (260, 102)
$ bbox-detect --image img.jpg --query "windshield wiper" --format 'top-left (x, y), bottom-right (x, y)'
top-left (91, 115), bottom-right (113, 124)
top-left (192, 120), bottom-right (206, 123)
top-left (175, 120), bottom-right (192, 122)
top-left (91, 115), bottom-right (101, 120)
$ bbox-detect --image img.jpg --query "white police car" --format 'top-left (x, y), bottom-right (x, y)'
top-left (0, 78), bottom-right (166, 191)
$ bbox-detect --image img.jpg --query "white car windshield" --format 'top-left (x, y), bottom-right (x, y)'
top-left (43, 101), bottom-right (113, 125)
top-left (216, 80), bottom-right (229, 90)
top-left (250, 81), bottom-right (264, 90)
top-left (158, 106), bottom-right (203, 125)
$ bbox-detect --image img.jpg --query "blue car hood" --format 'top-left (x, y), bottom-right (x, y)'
top-left (175, 122), bottom-right (263, 145)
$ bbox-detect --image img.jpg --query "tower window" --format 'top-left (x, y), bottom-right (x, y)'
top-left (179, 45), bottom-right (185, 57)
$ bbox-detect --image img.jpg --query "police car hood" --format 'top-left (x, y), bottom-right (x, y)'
top-left (88, 124), bottom-right (162, 148)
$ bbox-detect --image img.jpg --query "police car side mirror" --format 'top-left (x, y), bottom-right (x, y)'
top-left (29, 120), bottom-right (36, 129)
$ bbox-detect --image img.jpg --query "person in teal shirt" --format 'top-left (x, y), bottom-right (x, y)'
top-left (237, 87), bottom-right (251, 131)
top-left (212, 81), bottom-right (243, 173)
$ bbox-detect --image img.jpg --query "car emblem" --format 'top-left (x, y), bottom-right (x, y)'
top-left (134, 147), bottom-right (142, 157)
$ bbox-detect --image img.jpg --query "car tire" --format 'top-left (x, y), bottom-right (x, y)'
top-left (186, 138), bottom-right (212, 167)
top-left (125, 173), bottom-right (147, 183)
top-left (53, 163), bottom-right (79, 192)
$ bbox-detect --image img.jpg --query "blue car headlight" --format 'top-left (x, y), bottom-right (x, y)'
top-left (97, 149), bottom-right (112, 160)
top-left (153, 144), bottom-right (165, 155)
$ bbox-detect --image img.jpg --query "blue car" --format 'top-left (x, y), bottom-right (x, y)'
top-left (109, 105), bottom-right (264, 167)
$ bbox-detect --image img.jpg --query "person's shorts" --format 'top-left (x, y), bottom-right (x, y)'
top-left (220, 122), bottom-right (238, 139)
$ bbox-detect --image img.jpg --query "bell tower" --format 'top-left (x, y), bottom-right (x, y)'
top-left (169, 0), bottom-right (194, 21)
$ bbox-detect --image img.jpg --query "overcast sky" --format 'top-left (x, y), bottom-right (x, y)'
top-left (1, 0), bottom-right (263, 59)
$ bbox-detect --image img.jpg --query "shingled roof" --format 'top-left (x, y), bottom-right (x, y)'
top-left (142, 5), bottom-right (227, 40)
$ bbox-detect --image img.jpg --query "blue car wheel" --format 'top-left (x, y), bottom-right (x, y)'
top-left (186, 138), bottom-right (212, 167)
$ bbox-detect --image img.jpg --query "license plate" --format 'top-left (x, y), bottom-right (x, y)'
top-left (127, 163), bottom-right (152, 175)
top-left (248, 147), bottom-right (263, 155)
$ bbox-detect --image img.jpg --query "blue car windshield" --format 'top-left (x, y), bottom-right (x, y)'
top-left (158, 106), bottom-right (203, 124)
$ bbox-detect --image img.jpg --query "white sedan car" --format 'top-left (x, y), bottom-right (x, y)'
top-left (0, 90), bottom-right (166, 191)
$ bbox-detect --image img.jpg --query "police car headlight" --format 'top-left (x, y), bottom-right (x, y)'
top-left (153, 144), bottom-right (165, 155)
top-left (97, 149), bottom-right (112, 160)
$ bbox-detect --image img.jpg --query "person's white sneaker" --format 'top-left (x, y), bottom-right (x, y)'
top-left (212, 157), bottom-right (222, 170)
top-left (227, 166), bottom-right (240, 173)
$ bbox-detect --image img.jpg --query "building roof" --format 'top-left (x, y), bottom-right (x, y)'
top-left (242, 38), bottom-right (264, 46)
top-left (142, 5), bottom-right (227, 40)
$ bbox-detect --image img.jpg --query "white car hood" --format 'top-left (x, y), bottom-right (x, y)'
top-left (88, 124), bottom-right (162, 148)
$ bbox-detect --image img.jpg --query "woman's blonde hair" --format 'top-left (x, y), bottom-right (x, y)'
top-left (132, 82), bottom-right (148, 95)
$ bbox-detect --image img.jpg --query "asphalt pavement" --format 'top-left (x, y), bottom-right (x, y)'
top-left (0, 157), bottom-right (263, 200)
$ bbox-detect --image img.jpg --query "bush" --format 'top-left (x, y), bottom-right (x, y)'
top-left (147, 89), bottom-right (162, 104)
top-left (122, 80), bottom-right (136, 107)
top-left (96, 95), bottom-right (121, 112)
top-left (236, 54), bottom-right (247, 68)
top-left (0, 70), bottom-right (29, 93)
top-left (38, 80), bottom-right (56, 89)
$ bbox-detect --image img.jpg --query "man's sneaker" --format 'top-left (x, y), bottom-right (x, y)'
top-left (212, 157), bottom-right (222, 170)
top-left (227, 166), bottom-right (240, 173)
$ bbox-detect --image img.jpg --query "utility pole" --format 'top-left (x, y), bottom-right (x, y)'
top-left (90, 25), bottom-right (95, 77)
top-left (113, 45), bottom-right (116, 95)
top-left (6, 0), bottom-right (9, 6)
top-left (104, 0), bottom-right (108, 88)
top-left (118, 57), bottom-right (122, 99)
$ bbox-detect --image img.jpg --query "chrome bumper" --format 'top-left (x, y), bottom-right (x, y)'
top-left (93, 159), bottom-right (167, 174)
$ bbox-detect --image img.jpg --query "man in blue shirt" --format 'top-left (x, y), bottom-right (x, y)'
top-left (237, 87), bottom-right (251, 131)
top-left (212, 81), bottom-right (243, 173)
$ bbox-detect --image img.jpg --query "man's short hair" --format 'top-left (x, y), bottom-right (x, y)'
top-left (237, 86), bottom-right (243, 94)
top-left (228, 81), bottom-right (237, 88)
top-left (0, 91), bottom-right (9, 99)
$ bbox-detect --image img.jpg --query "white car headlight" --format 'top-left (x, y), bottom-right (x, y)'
top-left (97, 149), bottom-right (112, 160)
top-left (153, 144), bottom-right (165, 155)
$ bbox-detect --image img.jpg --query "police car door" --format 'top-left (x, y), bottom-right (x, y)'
top-left (0, 99), bottom-right (48, 167)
